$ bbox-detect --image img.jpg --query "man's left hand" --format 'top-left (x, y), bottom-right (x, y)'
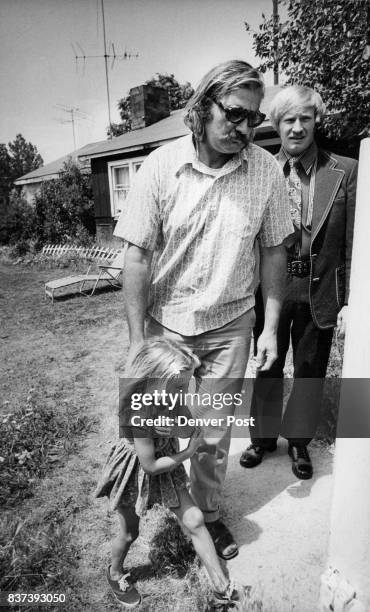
top-left (255, 330), bottom-right (278, 371)
top-left (336, 306), bottom-right (348, 338)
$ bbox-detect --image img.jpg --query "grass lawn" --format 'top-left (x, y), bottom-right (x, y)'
top-left (0, 257), bottom-right (212, 611)
top-left (0, 255), bottom-right (343, 611)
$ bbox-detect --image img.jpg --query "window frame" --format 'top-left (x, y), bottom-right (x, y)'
top-left (108, 156), bottom-right (145, 219)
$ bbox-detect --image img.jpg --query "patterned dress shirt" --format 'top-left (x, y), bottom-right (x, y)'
top-left (114, 134), bottom-right (293, 335)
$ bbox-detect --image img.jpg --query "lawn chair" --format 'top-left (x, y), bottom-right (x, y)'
top-left (45, 249), bottom-right (125, 303)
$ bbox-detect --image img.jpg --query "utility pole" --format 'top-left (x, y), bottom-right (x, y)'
top-left (273, 0), bottom-right (279, 84)
top-left (72, 0), bottom-right (138, 138)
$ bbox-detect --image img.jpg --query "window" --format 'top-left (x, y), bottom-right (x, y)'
top-left (108, 157), bottom-right (144, 218)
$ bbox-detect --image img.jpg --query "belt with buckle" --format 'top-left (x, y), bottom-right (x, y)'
top-left (287, 256), bottom-right (311, 278)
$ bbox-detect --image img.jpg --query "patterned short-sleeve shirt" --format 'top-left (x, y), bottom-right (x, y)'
top-left (114, 135), bottom-right (293, 335)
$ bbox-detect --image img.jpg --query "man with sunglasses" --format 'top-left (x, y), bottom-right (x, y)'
top-left (114, 60), bottom-right (293, 565)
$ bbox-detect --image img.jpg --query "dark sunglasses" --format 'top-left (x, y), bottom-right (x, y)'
top-left (213, 99), bottom-right (266, 128)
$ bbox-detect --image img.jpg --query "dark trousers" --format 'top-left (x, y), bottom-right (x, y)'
top-left (250, 278), bottom-right (334, 447)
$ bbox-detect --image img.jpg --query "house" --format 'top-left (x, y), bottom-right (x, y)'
top-left (79, 84), bottom-right (282, 244)
top-left (14, 143), bottom-right (94, 204)
top-left (14, 84), bottom-right (282, 243)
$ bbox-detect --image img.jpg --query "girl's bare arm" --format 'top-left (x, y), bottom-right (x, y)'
top-left (134, 429), bottom-right (203, 475)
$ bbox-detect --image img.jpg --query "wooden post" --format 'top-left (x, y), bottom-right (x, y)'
top-left (319, 139), bottom-right (370, 611)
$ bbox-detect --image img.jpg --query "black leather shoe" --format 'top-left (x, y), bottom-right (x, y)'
top-left (288, 445), bottom-right (313, 480)
top-left (205, 519), bottom-right (238, 560)
top-left (239, 442), bottom-right (277, 468)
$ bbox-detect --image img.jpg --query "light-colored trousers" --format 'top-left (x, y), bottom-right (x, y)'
top-left (147, 310), bottom-right (253, 522)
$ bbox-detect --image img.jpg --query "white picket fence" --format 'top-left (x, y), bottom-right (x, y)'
top-left (41, 244), bottom-right (122, 261)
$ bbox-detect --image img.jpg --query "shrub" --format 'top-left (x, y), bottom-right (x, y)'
top-left (34, 159), bottom-right (95, 246)
top-left (2, 159), bottom-right (96, 250)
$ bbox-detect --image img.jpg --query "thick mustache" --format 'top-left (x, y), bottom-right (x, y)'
top-left (229, 133), bottom-right (248, 144)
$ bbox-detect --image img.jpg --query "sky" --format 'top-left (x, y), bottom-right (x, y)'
top-left (0, 0), bottom-right (276, 164)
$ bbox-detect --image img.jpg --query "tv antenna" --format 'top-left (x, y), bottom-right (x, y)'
top-left (54, 104), bottom-right (91, 151)
top-left (72, 0), bottom-right (139, 137)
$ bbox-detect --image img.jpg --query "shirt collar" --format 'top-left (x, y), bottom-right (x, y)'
top-left (278, 141), bottom-right (318, 175)
top-left (174, 135), bottom-right (198, 174)
top-left (175, 134), bottom-right (248, 178)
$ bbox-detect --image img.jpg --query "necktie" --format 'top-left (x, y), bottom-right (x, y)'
top-left (286, 158), bottom-right (302, 230)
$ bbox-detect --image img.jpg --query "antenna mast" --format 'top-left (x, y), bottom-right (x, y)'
top-left (54, 105), bottom-right (91, 151)
top-left (101, 0), bottom-right (112, 129)
top-left (72, 0), bottom-right (139, 138)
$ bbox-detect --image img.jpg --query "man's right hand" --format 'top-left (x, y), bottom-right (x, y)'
top-left (255, 329), bottom-right (278, 371)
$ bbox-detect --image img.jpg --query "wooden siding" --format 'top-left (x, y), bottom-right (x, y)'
top-left (91, 157), bottom-right (111, 219)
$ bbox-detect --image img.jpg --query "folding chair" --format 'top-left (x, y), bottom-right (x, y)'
top-left (44, 249), bottom-right (125, 303)
top-left (80, 249), bottom-right (126, 297)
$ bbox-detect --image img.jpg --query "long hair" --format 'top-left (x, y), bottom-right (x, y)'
top-left (184, 59), bottom-right (264, 141)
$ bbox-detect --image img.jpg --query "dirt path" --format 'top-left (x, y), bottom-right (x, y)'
top-left (224, 439), bottom-right (333, 611)
top-left (1, 261), bottom-right (334, 611)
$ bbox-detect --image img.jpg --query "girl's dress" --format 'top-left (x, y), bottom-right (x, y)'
top-left (95, 425), bottom-right (189, 516)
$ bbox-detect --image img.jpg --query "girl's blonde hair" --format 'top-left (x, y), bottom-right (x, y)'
top-left (127, 337), bottom-right (200, 380)
top-left (119, 338), bottom-right (200, 432)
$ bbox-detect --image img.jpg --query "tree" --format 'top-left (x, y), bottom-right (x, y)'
top-left (108, 73), bottom-right (194, 137)
top-left (0, 134), bottom-right (43, 241)
top-left (0, 134), bottom-right (43, 213)
top-left (8, 134), bottom-right (43, 182)
top-left (245, 0), bottom-right (370, 140)
top-left (0, 144), bottom-right (12, 208)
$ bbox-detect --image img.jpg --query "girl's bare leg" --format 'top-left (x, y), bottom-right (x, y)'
top-left (172, 488), bottom-right (229, 593)
top-left (110, 506), bottom-right (140, 580)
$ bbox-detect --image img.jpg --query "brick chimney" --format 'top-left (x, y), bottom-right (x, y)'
top-left (129, 84), bottom-right (170, 130)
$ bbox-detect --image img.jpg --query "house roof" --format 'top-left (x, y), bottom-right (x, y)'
top-left (79, 109), bottom-right (189, 160)
top-left (79, 85), bottom-right (282, 160)
top-left (14, 142), bottom-right (97, 185)
top-left (15, 85), bottom-right (282, 183)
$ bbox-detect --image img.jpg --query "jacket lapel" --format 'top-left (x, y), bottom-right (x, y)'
top-left (275, 147), bottom-right (345, 242)
top-left (310, 150), bottom-right (344, 241)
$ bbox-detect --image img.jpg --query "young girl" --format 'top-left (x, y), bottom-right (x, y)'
top-left (95, 337), bottom-right (249, 610)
